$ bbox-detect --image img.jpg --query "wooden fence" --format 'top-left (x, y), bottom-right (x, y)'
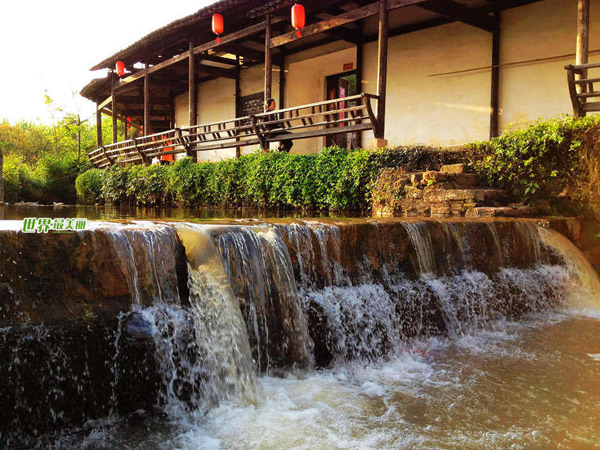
top-left (88, 93), bottom-right (379, 168)
top-left (565, 62), bottom-right (600, 118)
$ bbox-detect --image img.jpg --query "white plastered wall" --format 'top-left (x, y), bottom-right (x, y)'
top-left (173, 0), bottom-right (600, 158)
top-left (285, 42), bottom-right (357, 154)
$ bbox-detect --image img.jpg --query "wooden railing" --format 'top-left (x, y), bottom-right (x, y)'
top-left (88, 94), bottom-right (379, 168)
top-left (565, 62), bottom-right (600, 118)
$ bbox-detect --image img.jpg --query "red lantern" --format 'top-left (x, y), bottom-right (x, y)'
top-left (291, 3), bottom-right (305, 38)
top-left (115, 60), bottom-right (126, 77)
top-left (212, 14), bottom-right (224, 43)
top-left (126, 116), bottom-right (131, 131)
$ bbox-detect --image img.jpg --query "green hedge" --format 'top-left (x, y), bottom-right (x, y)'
top-left (467, 115), bottom-right (600, 208)
top-left (76, 146), bottom-right (465, 212)
top-left (75, 116), bottom-right (600, 215)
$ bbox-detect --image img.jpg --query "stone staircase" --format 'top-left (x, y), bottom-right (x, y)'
top-left (372, 164), bottom-right (546, 218)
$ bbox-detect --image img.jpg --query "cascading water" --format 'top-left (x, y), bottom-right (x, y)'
top-left (2, 218), bottom-right (600, 448)
top-left (277, 220), bottom-right (595, 365)
top-left (210, 225), bottom-right (314, 372)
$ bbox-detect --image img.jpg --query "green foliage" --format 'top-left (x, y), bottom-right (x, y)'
top-left (2, 155), bottom-right (42, 203)
top-left (77, 147), bottom-right (394, 211)
top-left (0, 111), bottom-right (124, 204)
top-left (468, 116), bottom-right (600, 204)
top-left (35, 154), bottom-right (92, 204)
top-left (75, 168), bottom-right (103, 204)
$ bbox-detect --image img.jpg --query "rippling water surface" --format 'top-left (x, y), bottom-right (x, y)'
top-left (56, 311), bottom-right (600, 450)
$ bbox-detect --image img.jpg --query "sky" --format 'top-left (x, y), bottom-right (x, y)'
top-left (0, 0), bottom-right (215, 124)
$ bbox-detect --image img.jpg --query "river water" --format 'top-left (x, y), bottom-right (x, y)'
top-left (54, 311), bottom-right (600, 449)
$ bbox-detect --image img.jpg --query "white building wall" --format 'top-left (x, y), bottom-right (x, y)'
top-left (172, 0), bottom-right (599, 159)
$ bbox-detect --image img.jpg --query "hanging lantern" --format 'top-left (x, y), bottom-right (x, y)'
top-left (115, 60), bottom-right (126, 77)
top-left (291, 3), bottom-right (305, 38)
top-left (126, 116), bottom-right (131, 131)
top-left (212, 13), bottom-right (224, 43)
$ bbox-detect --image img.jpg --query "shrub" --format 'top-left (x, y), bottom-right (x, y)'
top-left (3, 155), bottom-right (43, 203)
top-left (35, 154), bottom-right (91, 204)
top-left (467, 115), bottom-right (600, 205)
top-left (75, 168), bottom-right (103, 204)
top-left (101, 165), bottom-right (130, 205)
top-left (125, 164), bottom-right (173, 206)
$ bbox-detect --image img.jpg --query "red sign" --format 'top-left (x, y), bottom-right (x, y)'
top-left (343, 62), bottom-right (353, 71)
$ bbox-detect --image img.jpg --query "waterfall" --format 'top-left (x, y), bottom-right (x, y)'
top-left (107, 223), bottom-right (183, 305)
top-left (539, 227), bottom-right (600, 310)
top-left (210, 224), bottom-right (314, 372)
top-left (125, 225), bottom-right (259, 416)
top-left (278, 220), bottom-right (599, 365)
top-left (2, 217), bottom-right (600, 444)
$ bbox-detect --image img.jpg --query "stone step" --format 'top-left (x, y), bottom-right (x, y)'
top-left (393, 188), bottom-right (512, 217)
top-left (439, 163), bottom-right (467, 174)
top-left (411, 171), bottom-right (480, 189)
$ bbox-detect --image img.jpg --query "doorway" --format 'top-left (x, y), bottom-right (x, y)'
top-left (325, 71), bottom-right (359, 148)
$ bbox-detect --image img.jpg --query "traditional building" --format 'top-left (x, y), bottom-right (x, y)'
top-left (80, 0), bottom-right (598, 166)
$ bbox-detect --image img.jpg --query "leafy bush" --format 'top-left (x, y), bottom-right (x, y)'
top-left (74, 116), bottom-right (600, 216)
top-left (75, 168), bottom-right (103, 204)
top-left (35, 154), bottom-right (91, 204)
top-left (77, 147), bottom-right (399, 212)
top-left (467, 116), bottom-right (600, 205)
top-left (3, 155), bottom-right (43, 203)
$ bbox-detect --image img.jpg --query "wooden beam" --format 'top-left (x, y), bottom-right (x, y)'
top-left (265, 13), bottom-right (273, 104)
top-left (375, 0), bottom-right (388, 139)
top-left (144, 63), bottom-right (151, 135)
top-left (197, 64), bottom-right (237, 79)
top-left (96, 101), bottom-right (103, 148)
top-left (490, 11), bottom-right (500, 138)
top-left (115, 17), bottom-right (286, 90)
top-left (111, 109), bottom-right (172, 117)
top-left (220, 43), bottom-right (267, 62)
top-left (418, 0), bottom-right (495, 32)
top-left (364, 16), bottom-right (451, 42)
top-left (324, 27), bottom-right (362, 44)
top-left (271, 0), bottom-right (425, 48)
top-left (113, 96), bottom-right (172, 105)
top-left (198, 54), bottom-right (239, 65)
top-left (111, 73), bottom-right (118, 144)
top-left (189, 39), bottom-right (197, 128)
top-left (576, 0), bottom-right (590, 93)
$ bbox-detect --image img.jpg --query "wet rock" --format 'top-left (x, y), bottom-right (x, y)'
top-left (0, 226), bottom-right (188, 439)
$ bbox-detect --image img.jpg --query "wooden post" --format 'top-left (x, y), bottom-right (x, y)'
top-left (189, 39), bottom-right (197, 127)
top-left (264, 13), bottom-right (273, 105)
top-left (576, 0), bottom-right (590, 94)
top-left (490, 11), bottom-right (500, 139)
top-left (375, 0), bottom-right (388, 140)
top-left (96, 100), bottom-right (103, 148)
top-left (356, 21), bottom-right (364, 147)
top-left (123, 110), bottom-right (128, 140)
top-left (278, 50), bottom-right (286, 108)
top-left (144, 62), bottom-right (151, 136)
top-left (111, 73), bottom-right (118, 144)
top-left (235, 55), bottom-right (242, 158)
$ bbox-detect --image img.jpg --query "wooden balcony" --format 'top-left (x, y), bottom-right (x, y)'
top-left (88, 94), bottom-right (380, 168)
top-left (565, 62), bottom-right (600, 118)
